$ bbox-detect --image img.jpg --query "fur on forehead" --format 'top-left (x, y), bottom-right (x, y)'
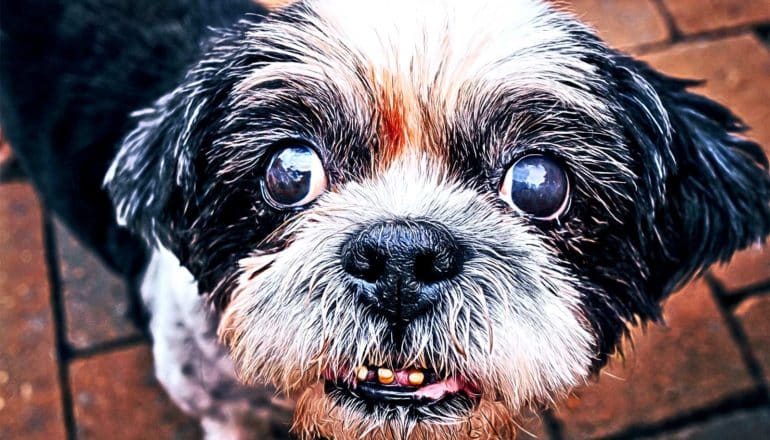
top-left (235, 0), bottom-right (613, 164)
top-left (106, 0), bottom-right (770, 314)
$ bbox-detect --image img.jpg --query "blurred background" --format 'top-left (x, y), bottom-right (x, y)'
top-left (1, 0), bottom-right (769, 438)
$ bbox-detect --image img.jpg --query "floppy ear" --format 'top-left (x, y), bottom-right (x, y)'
top-left (104, 67), bottom-right (231, 261)
top-left (610, 54), bottom-right (770, 298)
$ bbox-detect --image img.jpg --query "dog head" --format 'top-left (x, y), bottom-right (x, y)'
top-left (105, 0), bottom-right (770, 438)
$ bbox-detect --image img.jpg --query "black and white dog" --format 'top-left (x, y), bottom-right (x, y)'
top-left (2, 0), bottom-right (769, 438)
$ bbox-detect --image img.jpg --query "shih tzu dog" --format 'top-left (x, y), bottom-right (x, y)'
top-left (2, 0), bottom-right (769, 438)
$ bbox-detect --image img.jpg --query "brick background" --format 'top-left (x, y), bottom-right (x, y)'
top-left (0, 185), bottom-right (66, 439)
top-left (69, 346), bottom-right (200, 440)
top-left (556, 281), bottom-right (755, 438)
top-left (663, 0), bottom-right (770, 35)
top-left (54, 219), bottom-right (140, 350)
top-left (565, 0), bottom-right (669, 49)
top-left (735, 296), bottom-right (770, 384)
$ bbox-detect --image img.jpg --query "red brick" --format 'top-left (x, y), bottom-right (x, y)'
top-left (69, 345), bottom-right (201, 440)
top-left (663, 0), bottom-right (770, 35)
top-left (645, 407), bottom-right (770, 439)
top-left (0, 183), bottom-right (66, 439)
top-left (555, 280), bottom-right (754, 438)
top-left (735, 295), bottom-right (770, 384)
top-left (559, 0), bottom-right (669, 49)
top-left (710, 244), bottom-right (770, 292)
top-left (642, 35), bottom-right (770, 295)
top-left (55, 219), bottom-right (140, 349)
top-left (642, 35), bottom-right (770, 151)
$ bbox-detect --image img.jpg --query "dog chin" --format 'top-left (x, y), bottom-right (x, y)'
top-left (292, 383), bottom-right (518, 440)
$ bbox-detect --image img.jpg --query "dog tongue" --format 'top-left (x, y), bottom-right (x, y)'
top-left (414, 377), bottom-right (463, 400)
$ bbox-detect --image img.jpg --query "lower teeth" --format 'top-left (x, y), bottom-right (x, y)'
top-left (407, 369), bottom-right (425, 386)
top-left (354, 366), bottom-right (428, 387)
top-left (377, 368), bottom-right (395, 384)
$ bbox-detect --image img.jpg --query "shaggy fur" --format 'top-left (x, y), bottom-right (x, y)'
top-left (2, 0), bottom-right (769, 438)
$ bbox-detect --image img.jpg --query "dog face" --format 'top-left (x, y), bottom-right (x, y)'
top-left (105, 0), bottom-right (770, 438)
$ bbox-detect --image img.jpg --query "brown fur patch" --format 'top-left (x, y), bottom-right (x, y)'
top-left (370, 68), bottom-right (447, 171)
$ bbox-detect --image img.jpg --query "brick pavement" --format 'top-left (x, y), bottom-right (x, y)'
top-left (1, 1), bottom-right (769, 438)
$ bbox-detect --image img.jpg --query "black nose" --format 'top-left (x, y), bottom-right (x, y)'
top-left (342, 220), bottom-right (464, 321)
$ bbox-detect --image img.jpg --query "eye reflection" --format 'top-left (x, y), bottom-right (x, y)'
top-left (499, 155), bottom-right (570, 220)
top-left (262, 145), bottom-right (327, 208)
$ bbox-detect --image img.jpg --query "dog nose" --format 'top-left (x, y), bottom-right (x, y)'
top-left (342, 220), bottom-right (464, 321)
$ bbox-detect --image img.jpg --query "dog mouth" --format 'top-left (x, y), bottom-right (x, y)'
top-left (323, 364), bottom-right (480, 412)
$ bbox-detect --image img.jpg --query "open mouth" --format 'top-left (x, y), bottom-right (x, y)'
top-left (323, 364), bottom-right (480, 415)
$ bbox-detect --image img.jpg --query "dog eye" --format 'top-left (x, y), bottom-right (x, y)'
top-left (262, 145), bottom-right (327, 209)
top-left (499, 155), bottom-right (570, 220)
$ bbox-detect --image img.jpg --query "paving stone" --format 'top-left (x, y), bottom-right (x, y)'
top-left (642, 34), bottom-right (770, 295)
top-left (736, 295), bottom-right (770, 385)
top-left (0, 183), bottom-right (66, 439)
top-left (55, 218), bottom-right (140, 350)
top-left (644, 407), bottom-right (770, 439)
top-left (555, 280), bottom-right (754, 439)
top-left (663, 0), bottom-right (770, 35)
top-left (710, 244), bottom-right (770, 292)
top-left (69, 344), bottom-right (201, 440)
top-left (561, 0), bottom-right (669, 49)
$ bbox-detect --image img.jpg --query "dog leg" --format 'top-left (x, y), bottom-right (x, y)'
top-left (141, 248), bottom-right (293, 439)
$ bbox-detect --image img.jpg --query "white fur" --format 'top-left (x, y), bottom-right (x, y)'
top-left (142, 248), bottom-right (292, 439)
top-left (224, 154), bottom-right (596, 416)
top-left (237, 0), bottom-right (610, 124)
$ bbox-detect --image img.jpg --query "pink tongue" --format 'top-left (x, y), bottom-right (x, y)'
top-left (414, 377), bottom-right (463, 400)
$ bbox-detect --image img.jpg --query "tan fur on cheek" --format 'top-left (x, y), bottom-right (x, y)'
top-left (292, 385), bottom-right (520, 440)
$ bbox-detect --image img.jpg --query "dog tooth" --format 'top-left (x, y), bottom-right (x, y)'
top-left (377, 368), bottom-right (395, 385)
top-left (356, 366), bottom-right (369, 382)
top-left (407, 369), bottom-right (425, 386)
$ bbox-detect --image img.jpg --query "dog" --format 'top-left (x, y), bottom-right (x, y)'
top-left (2, 0), bottom-right (769, 438)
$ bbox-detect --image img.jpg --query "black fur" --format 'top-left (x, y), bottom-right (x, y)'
top-left (582, 49), bottom-right (770, 363)
top-left (0, 0), bottom-right (266, 276)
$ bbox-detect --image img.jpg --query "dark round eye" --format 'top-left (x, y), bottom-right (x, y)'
top-left (499, 155), bottom-right (570, 220)
top-left (262, 145), bottom-right (327, 209)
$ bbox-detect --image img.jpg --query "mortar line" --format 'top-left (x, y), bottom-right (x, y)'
top-left (43, 213), bottom-right (77, 440)
top-left (707, 276), bottom-right (770, 396)
top-left (628, 21), bottom-right (770, 56)
top-left (542, 407), bottom-right (564, 440)
top-left (70, 334), bottom-right (149, 360)
top-left (721, 284), bottom-right (770, 311)
top-left (650, 0), bottom-right (682, 42)
top-left (597, 390), bottom-right (768, 440)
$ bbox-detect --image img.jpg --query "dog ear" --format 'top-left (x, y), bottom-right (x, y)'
top-left (104, 66), bottom-right (231, 261)
top-left (609, 54), bottom-right (770, 299)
